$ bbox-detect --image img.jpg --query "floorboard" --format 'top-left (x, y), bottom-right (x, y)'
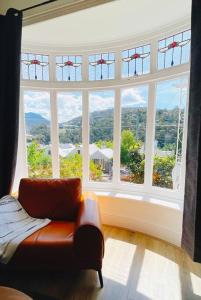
top-left (0, 225), bottom-right (201, 300)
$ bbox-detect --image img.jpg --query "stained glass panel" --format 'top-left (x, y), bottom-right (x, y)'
top-left (56, 55), bottom-right (82, 81)
top-left (89, 53), bottom-right (115, 81)
top-left (158, 30), bottom-right (191, 69)
top-left (122, 44), bottom-right (150, 78)
top-left (21, 53), bottom-right (49, 80)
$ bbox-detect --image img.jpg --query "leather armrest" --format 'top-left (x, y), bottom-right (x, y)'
top-left (74, 193), bottom-right (104, 269)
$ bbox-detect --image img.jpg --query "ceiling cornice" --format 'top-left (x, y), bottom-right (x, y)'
top-left (22, 0), bottom-right (113, 26)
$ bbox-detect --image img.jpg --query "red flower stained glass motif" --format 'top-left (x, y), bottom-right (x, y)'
top-left (168, 41), bottom-right (178, 49)
top-left (97, 59), bottom-right (106, 64)
top-left (122, 52), bottom-right (149, 63)
top-left (30, 59), bottom-right (40, 65)
top-left (132, 53), bottom-right (140, 59)
top-left (89, 59), bottom-right (114, 66)
top-left (22, 59), bottom-right (48, 67)
top-left (159, 39), bottom-right (190, 54)
top-left (65, 60), bottom-right (74, 66)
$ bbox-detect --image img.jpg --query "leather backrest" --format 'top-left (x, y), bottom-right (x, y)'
top-left (18, 178), bottom-right (81, 221)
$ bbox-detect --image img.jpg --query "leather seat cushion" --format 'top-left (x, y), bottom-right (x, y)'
top-left (0, 286), bottom-right (32, 299)
top-left (9, 221), bottom-right (76, 270)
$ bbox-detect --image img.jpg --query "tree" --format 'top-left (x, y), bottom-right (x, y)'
top-left (30, 124), bottom-right (50, 145)
top-left (60, 153), bottom-right (82, 178)
top-left (27, 141), bottom-right (52, 178)
top-left (96, 140), bottom-right (113, 149)
top-left (153, 155), bottom-right (175, 188)
top-left (60, 153), bottom-right (103, 181)
top-left (121, 130), bottom-right (141, 165)
top-left (90, 160), bottom-right (103, 181)
top-left (127, 150), bottom-right (145, 184)
top-left (120, 130), bottom-right (144, 183)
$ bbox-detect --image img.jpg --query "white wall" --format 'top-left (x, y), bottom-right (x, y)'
top-left (95, 193), bottom-right (183, 247)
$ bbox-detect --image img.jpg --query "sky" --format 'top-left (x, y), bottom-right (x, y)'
top-left (24, 76), bottom-right (188, 124)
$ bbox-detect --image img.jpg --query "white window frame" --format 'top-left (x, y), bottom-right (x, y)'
top-left (20, 24), bottom-right (190, 203)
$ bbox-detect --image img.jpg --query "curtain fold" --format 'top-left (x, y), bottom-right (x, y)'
top-left (0, 9), bottom-right (22, 198)
top-left (182, 0), bottom-right (201, 262)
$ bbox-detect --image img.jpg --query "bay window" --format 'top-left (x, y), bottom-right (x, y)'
top-left (20, 28), bottom-right (190, 201)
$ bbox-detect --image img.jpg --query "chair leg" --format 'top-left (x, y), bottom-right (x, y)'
top-left (98, 270), bottom-right (103, 288)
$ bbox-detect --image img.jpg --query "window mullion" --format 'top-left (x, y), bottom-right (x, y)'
top-left (150, 38), bottom-right (158, 74)
top-left (82, 90), bottom-right (89, 186)
top-left (179, 74), bottom-right (190, 195)
top-left (113, 87), bottom-right (121, 186)
top-left (15, 88), bottom-right (28, 184)
top-left (50, 90), bottom-right (60, 178)
top-left (13, 88), bottom-right (28, 191)
top-left (82, 54), bottom-right (88, 82)
top-left (49, 54), bottom-right (56, 82)
top-left (115, 50), bottom-right (122, 80)
top-left (144, 82), bottom-right (156, 191)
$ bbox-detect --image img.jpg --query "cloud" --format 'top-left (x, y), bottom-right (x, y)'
top-left (89, 92), bottom-right (114, 113)
top-left (122, 88), bottom-right (146, 107)
top-left (57, 93), bottom-right (82, 123)
top-left (24, 91), bottom-right (51, 120)
top-left (58, 92), bottom-right (115, 122)
top-left (23, 89), bottom-right (148, 124)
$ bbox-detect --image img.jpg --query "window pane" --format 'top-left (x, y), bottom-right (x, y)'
top-left (56, 55), bottom-right (82, 81)
top-left (120, 86), bottom-right (148, 184)
top-left (158, 30), bottom-right (191, 70)
top-left (57, 92), bottom-right (82, 178)
top-left (122, 44), bottom-right (150, 78)
top-left (153, 77), bottom-right (188, 189)
top-left (89, 53), bottom-right (115, 81)
top-left (21, 53), bottom-right (49, 80)
top-left (89, 91), bottom-right (114, 182)
top-left (24, 91), bottom-right (52, 178)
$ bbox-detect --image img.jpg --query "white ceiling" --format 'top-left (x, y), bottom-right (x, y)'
top-left (22, 0), bottom-right (191, 48)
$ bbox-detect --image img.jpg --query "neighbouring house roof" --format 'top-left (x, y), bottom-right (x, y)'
top-left (100, 148), bottom-right (113, 160)
top-left (58, 143), bottom-right (113, 161)
top-left (90, 147), bottom-right (113, 161)
top-left (59, 147), bottom-right (76, 157)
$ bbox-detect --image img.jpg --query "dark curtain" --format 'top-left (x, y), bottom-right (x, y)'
top-left (182, 0), bottom-right (201, 262)
top-left (0, 9), bottom-right (22, 198)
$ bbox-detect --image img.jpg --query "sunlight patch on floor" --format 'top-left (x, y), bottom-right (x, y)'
top-left (137, 249), bottom-right (182, 300)
top-left (190, 272), bottom-right (201, 296)
top-left (102, 238), bottom-right (136, 285)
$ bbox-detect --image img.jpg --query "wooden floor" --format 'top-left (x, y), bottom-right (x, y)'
top-left (1, 225), bottom-right (201, 300)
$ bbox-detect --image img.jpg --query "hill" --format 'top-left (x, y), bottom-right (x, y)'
top-left (25, 112), bottom-right (50, 132)
top-left (26, 107), bottom-right (184, 150)
top-left (63, 107), bottom-right (182, 148)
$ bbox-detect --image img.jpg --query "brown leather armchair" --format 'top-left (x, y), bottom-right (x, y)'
top-left (4, 178), bottom-right (104, 287)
